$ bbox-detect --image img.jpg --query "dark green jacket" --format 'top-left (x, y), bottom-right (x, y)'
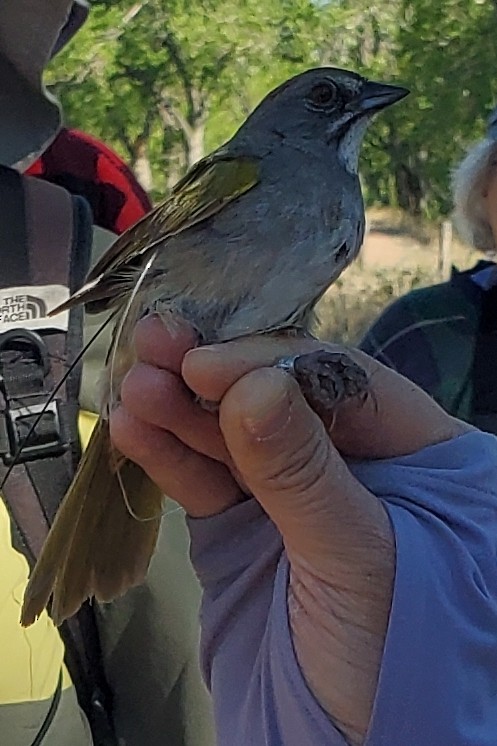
top-left (361, 261), bottom-right (494, 428)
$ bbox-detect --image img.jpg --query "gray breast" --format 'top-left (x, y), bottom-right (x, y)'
top-left (148, 148), bottom-right (364, 342)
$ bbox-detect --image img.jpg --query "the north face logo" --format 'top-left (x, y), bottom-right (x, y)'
top-left (0, 294), bottom-right (47, 324)
top-left (0, 285), bottom-right (69, 333)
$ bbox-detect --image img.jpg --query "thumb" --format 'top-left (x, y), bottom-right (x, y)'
top-left (219, 367), bottom-right (391, 565)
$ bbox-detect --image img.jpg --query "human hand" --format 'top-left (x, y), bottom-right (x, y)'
top-left (110, 313), bottom-right (469, 744)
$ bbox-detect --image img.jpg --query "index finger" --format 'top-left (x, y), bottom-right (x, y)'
top-left (134, 313), bottom-right (198, 373)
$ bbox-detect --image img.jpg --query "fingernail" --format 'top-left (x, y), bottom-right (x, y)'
top-left (188, 345), bottom-right (222, 357)
top-left (185, 347), bottom-right (223, 371)
top-left (243, 379), bottom-right (290, 438)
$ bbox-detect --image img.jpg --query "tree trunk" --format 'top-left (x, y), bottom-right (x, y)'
top-left (157, 95), bottom-right (206, 171)
top-left (165, 143), bottom-right (185, 191)
top-left (394, 162), bottom-right (423, 215)
top-left (185, 121), bottom-right (205, 168)
top-left (132, 140), bottom-right (154, 193)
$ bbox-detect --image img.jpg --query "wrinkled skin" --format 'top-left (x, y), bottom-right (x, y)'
top-left (110, 314), bottom-right (469, 745)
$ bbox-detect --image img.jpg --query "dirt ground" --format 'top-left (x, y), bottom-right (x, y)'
top-left (314, 208), bottom-right (483, 345)
top-left (360, 208), bottom-right (479, 273)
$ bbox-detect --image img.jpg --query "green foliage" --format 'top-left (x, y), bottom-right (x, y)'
top-left (47, 0), bottom-right (497, 217)
top-left (392, 0), bottom-right (497, 217)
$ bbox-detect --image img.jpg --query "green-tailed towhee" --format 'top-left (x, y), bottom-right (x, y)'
top-left (21, 66), bottom-right (408, 627)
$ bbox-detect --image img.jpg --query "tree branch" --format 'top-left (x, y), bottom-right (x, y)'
top-left (102, 1), bottom-right (148, 42)
top-left (158, 97), bottom-right (192, 138)
top-left (160, 30), bottom-right (196, 122)
top-left (115, 127), bottom-right (135, 161)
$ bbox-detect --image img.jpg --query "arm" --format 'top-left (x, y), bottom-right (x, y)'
top-left (188, 499), bottom-right (351, 746)
top-left (110, 316), bottom-right (482, 745)
top-left (188, 431), bottom-right (497, 746)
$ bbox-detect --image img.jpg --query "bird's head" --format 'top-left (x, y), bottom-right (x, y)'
top-left (237, 67), bottom-right (409, 174)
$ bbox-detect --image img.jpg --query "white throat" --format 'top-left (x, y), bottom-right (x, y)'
top-left (337, 118), bottom-right (370, 175)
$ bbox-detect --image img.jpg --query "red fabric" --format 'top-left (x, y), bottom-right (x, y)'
top-left (26, 128), bottom-right (152, 235)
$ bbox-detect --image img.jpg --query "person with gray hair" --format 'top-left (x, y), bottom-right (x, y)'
top-left (361, 106), bottom-right (497, 433)
top-left (452, 110), bottom-right (497, 254)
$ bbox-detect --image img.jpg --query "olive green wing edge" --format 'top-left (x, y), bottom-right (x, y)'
top-left (48, 154), bottom-right (260, 316)
top-left (87, 153), bottom-right (261, 283)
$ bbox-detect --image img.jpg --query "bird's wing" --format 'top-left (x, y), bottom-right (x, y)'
top-left (49, 153), bottom-right (261, 316)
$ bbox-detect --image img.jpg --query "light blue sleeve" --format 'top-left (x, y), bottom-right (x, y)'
top-left (349, 431), bottom-right (497, 745)
top-left (188, 431), bottom-right (497, 746)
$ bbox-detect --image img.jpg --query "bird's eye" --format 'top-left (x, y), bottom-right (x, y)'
top-left (306, 81), bottom-right (338, 110)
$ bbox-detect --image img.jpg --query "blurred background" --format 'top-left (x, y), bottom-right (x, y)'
top-left (48, 0), bottom-right (496, 342)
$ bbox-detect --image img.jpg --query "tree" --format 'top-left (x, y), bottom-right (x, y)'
top-left (379, 0), bottom-right (497, 217)
top-left (49, 0), bottom-right (332, 194)
top-left (47, 0), bottom-right (497, 218)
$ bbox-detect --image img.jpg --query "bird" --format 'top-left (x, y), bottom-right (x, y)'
top-left (20, 66), bottom-right (408, 627)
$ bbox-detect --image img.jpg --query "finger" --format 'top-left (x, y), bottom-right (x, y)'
top-left (182, 334), bottom-right (320, 401)
top-left (120, 362), bottom-right (231, 464)
top-left (218, 367), bottom-right (392, 567)
top-left (327, 350), bottom-right (470, 458)
top-left (110, 407), bottom-right (243, 517)
top-left (184, 337), bottom-right (470, 459)
top-left (133, 313), bottom-right (198, 373)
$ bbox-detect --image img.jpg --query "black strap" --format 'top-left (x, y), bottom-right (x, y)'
top-left (0, 166), bottom-right (28, 284)
top-left (471, 283), bottom-right (497, 435)
top-left (0, 169), bottom-right (117, 745)
top-left (30, 670), bottom-right (63, 746)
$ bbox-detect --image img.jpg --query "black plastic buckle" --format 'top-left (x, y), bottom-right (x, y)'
top-left (0, 329), bottom-right (68, 465)
top-left (0, 395), bottom-right (68, 465)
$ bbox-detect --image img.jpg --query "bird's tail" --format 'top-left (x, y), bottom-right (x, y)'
top-left (20, 418), bottom-right (163, 627)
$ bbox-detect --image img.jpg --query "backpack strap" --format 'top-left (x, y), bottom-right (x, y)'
top-left (0, 167), bottom-right (84, 559)
top-left (0, 165), bottom-right (117, 745)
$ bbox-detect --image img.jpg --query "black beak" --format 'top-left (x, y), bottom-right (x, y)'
top-left (356, 81), bottom-right (409, 114)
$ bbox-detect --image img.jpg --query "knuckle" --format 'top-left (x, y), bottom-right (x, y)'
top-left (121, 364), bottom-right (178, 419)
top-left (108, 408), bottom-right (136, 456)
top-left (119, 364), bottom-right (145, 407)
